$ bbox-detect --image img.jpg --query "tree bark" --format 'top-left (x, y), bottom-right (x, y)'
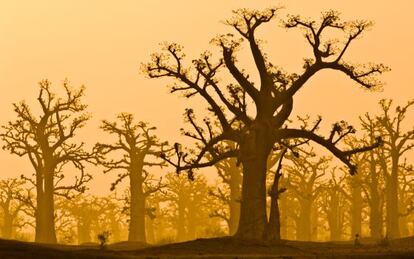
top-left (1, 214), bottom-right (13, 239)
top-left (128, 171), bottom-right (146, 242)
top-left (35, 171), bottom-right (57, 243)
top-left (229, 162), bottom-right (242, 236)
top-left (386, 157), bottom-right (400, 239)
top-left (297, 200), bottom-right (312, 241)
top-left (235, 127), bottom-right (270, 240)
top-left (176, 196), bottom-right (187, 242)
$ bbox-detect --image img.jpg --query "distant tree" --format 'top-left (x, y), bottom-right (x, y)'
top-left (63, 195), bottom-right (102, 244)
top-left (163, 172), bottom-right (218, 241)
top-left (0, 178), bottom-right (27, 239)
top-left (144, 8), bottom-right (386, 240)
top-left (320, 169), bottom-right (348, 241)
top-left (359, 113), bottom-right (385, 239)
top-left (397, 160), bottom-right (414, 237)
top-left (95, 113), bottom-right (168, 242)
top-left (286, 154), bottom-right (328, 241)
top-left (1, 80), bottom-right (95, 243)
top-left (337, 136), bottom-right (368, 239)
top-left (209, 141), bottom-right (242, 235)
top-left (375, 99), bottom-right (414, 238)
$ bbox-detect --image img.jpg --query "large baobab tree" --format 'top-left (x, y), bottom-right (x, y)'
top-left (95, 113), bottom-right (167, 243)
top-left (144, 8), bottom-right (387, 240)
top-left (1, 80), bottom-right (95, 243)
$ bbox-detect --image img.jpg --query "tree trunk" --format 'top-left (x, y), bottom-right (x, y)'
top-left (310, 204), bottom-right (318, 241)
top-left (176, 196), bottom-right (187, 242)
top-left (187, 199), bottom-right (197, 240)
top-left (128, 173), bottom-right (146, 242)
top-left (369, 154), bottom-right (382, 240)
top-left (35, 172), bottom-right (57, 243)
top-left (229, 162), bottom-right (242, 236)
top-left (1, 214), bottom-right (13, 239)
top-left (297, 200), bottom-right (312, 241)
top-left (265, 194), bottom-right (281, 241)
top-left (279, 189), bottom-right (288, 239)
top-left (386, 159), bottom-right (400, 239)
top-left (145, 216), bottom-right (155, 243)
top-left (236, 126), bottom-right (271, 240)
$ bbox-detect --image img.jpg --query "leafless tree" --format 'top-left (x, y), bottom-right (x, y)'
top-left (95, 113), bottom-right (168, 242)
top-left (1, 80), bottom-right (95, 243)
top-left (143, 8), bottom-right (387, 240)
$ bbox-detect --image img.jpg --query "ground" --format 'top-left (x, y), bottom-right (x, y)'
top-left (1, 237), bottom-right (414, 258)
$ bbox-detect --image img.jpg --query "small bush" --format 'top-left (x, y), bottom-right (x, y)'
top-left (97, 231), bottom-right (111, 249)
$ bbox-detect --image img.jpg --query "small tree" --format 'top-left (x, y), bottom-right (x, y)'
top-left (0, 178), bottom-right (27, 239)
top-left (95, 113), bottom-right (168, 242)
top-left (1, 79), bottom-right (95, 243)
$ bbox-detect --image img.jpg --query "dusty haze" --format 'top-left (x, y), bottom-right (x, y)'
top-left (0, 1), bottom-right (413, 195)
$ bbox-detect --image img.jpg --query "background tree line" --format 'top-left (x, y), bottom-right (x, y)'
top-left (0, 8), bottom-right (411, 245)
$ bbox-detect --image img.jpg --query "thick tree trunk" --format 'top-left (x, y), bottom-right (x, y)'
top-left (310, 205), bottom-right (318, 241)
top-left (229, 162), bottom-right (242, 236)
top-left (1, 214), bottom-right (13, 239)
top-left (128, 173), bottom-right (146, 242)
top-left (187, 200), bottom-right (197, 240)
top-left (235, 125), bottom-right (272, 240)
top-left (297, 200), bottom-right (312, 241)
top-left (235, 152), bottom-right (268, 239)
top-left (176, 197), bottom-right (187, 242)
top-left (35, 172), bottom-right (57, 243)
top-left (328, 194), bottom-right (341, 241)
top-left (386, 159), bottom-right (400, 239)
top-left (145, 216), bottom-right (155, 243)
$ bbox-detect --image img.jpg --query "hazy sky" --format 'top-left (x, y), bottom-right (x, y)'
top-left (1, 1), bottom-right (413, 194)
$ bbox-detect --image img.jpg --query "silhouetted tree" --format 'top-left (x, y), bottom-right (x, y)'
top-left (0, 178), bottom-right (27, 239)
top-left (64, 195), bottom-right (102, 244)
top-left (397, 160), bottom-right (414, 237)
top-left (1, 80), bottom-right (95, 243)
top-left (209, 141), bottom-right (242, 235)
top-left (144, 8), bottom-right (386, 240)
top-left (95, 113), bottom-right (168, 242)
top-left (320, 170), bottom-right (348, 241)
top-left (286, 154), bottom-right (328, 241)
top-left (375, 99), bottom-right (414, 238)
top-left (359, 113), bottom-right (385, 239)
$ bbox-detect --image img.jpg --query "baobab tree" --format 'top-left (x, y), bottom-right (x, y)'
top-left (1, 80), bottom-right (95, 243)
top-left (0, 178), bottom-right (27, 239)
top-left (359, 112), bottom-right (386, 239)
top-left (209, 142), bottom-right (242, 235)
top-left (375, 99), bottom-right (414, 238)
top-left (144, 8), bottom-right (387, 240)
top-left (320, 170), bottom-right (348, 241)
top-left (286, 154), bottom-right (328, 241)
top-left (95, 113), bottom-right (168, 243)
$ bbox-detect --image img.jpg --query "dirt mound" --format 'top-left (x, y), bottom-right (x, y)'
top-left (1, 237), bottom-right (414, 258)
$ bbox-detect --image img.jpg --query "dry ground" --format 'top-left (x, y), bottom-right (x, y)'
top-left (1, 236), bottom-right (414, 258)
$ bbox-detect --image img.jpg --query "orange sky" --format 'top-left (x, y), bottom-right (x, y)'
top-left (0, 1), bottom-right (413, 195)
